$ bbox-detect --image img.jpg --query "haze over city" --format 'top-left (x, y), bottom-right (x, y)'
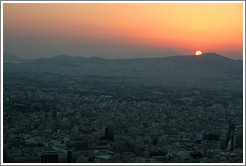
top-left (2, 2), bottom-right (244, 164)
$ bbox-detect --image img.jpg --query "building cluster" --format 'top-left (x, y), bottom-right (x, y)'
top-left (3, 77), bottom-right (243, 163)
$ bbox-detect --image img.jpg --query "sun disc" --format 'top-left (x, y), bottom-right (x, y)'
top-left (195, 51), bottom-right (202, 56)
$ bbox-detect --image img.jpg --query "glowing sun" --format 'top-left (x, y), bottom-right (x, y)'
top-left (195, 51), bottom-right (202, 56)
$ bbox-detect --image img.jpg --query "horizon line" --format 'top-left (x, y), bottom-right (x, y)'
top-left (3, 52), bottom-right (243, 61)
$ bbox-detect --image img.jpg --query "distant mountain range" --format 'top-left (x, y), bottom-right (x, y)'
top-left (3, 52), bottom-right (243, 91)
top-left (3, 53), bottom-right (31, 63)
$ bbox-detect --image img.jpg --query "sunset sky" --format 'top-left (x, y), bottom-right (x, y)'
top-left (3, 2), bottom-right (244, 59)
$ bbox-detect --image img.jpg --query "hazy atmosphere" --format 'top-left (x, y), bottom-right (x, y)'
top-left (2, 2), bottom-right (244, 164)
top-left (3, 3), bottom-right (243, 59)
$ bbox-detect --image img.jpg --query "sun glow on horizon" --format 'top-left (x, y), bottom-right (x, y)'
top-left (3, 3), bottom-right (243, 59)
top-left (195, 51), bottom-right (203, 56)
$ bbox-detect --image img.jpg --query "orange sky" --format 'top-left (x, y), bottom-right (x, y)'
top-left (3, 3), bottom-right (244, 59)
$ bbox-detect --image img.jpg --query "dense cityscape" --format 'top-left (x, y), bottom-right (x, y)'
top-left (2, 1), bottom-right (244, 164)
top-left (3, 72), bottom-right (243, 163)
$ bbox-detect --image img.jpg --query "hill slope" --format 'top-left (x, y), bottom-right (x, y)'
top-left (3, 53), bottom-right (243, 91)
